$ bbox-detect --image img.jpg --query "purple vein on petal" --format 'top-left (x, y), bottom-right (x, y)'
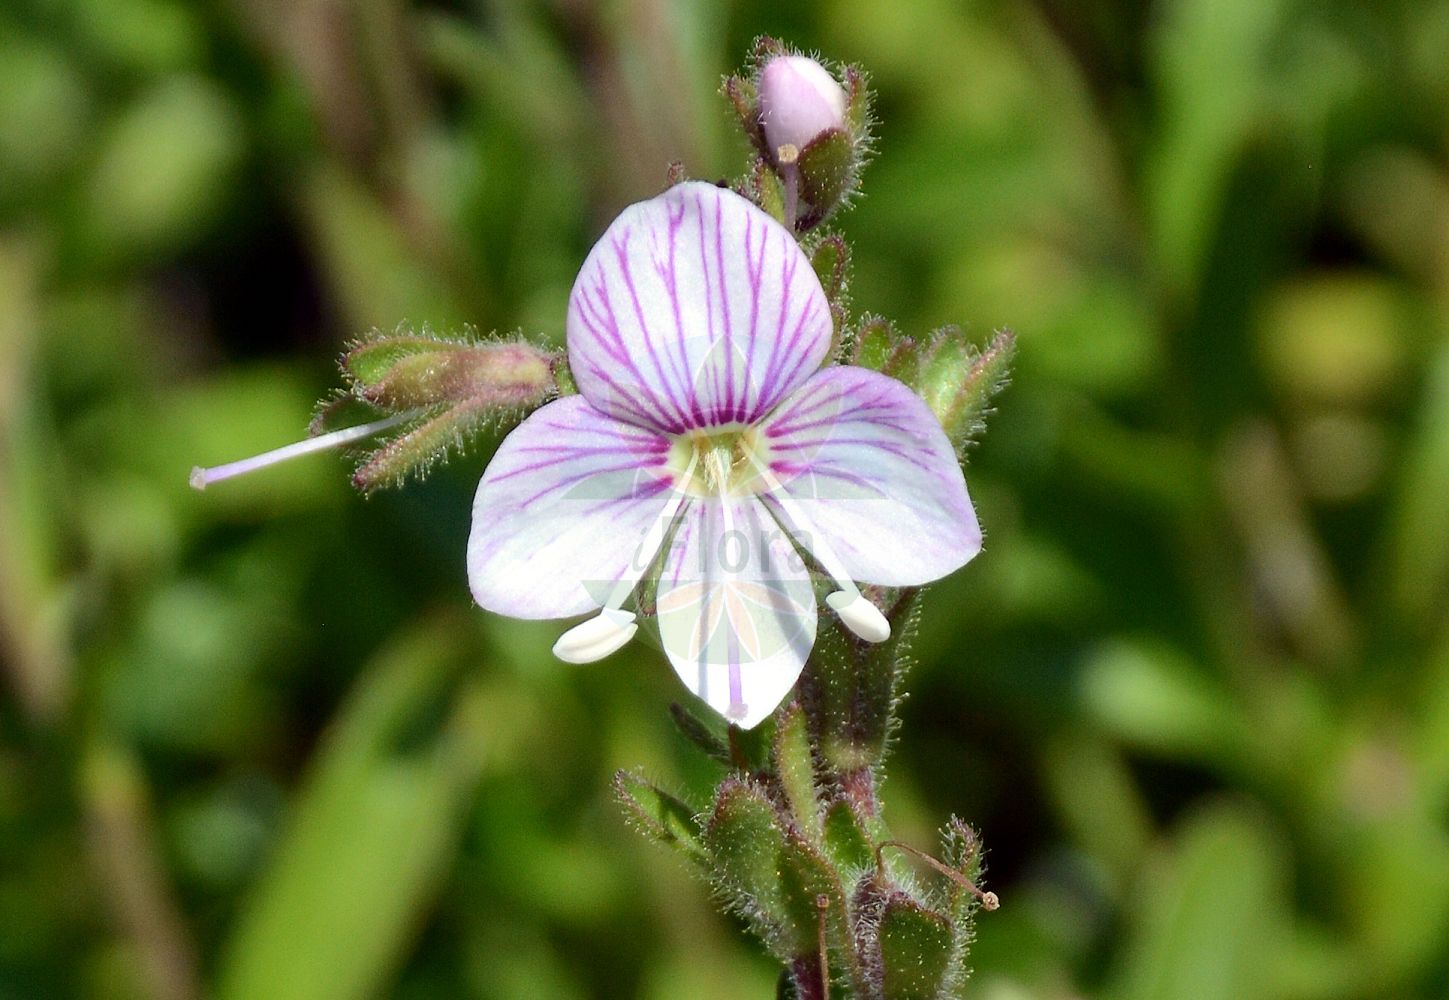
top-left (742, 212), bottom-right (768, 423)
top-left (657, 200), bottom-right (698, 418)
top-left (614, 232), bottom-right (691, 430)
top-left (694, 188), bottom-right (723, 424)
top-left (764, 297), bottom-right (823, 406)
top-left (576, 252), bottom-right (677, 430)
top-left (771, 465), bottom-right (888, 498)
top-left (713, 194), bottom-right (737, 423)
top-left (494, 453), bottom-right (658, 493)
top-left (571, 282), bottom-right (671, 430)
top-left (514, 460), bottom-right (667, 509)
top-left (756, 248), bottom-right (803, 407)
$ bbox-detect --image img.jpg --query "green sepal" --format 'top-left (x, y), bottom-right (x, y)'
top-left (349, 400), bottom-right (483, 493)
top-left (848, 315), bottom-right (900, 372)
top-left (704, 777), bottom-right (791, 940)
top-left (940, 818), bottom-right (988, 923)
top-left (808, 234), bottom-right (850, 359)
top-left (723, 72), bottom-right (766, 156)
top-left (355, 350), bottom-right (462, 409)
top-left (919, 328), bottom-right (1016, 454)
top-left (841, 64), bottom-right (872, 136)
top-left (778, 835), bottom-right (866, 989)
top-left (343, 332), bottom-right (452, 388)
top-left (877, 895), bottom-right (955, 1000)
top-left (363, 341), bottom-right (554, 411)
top-left (799, 589), bottom-right (922, 774)
top-left (552, 355), bottom-right (578, 396)
top-left (822, 801), bottom-right (873, 872)
top-left (848, 314), bottom-right (925, 382)
top-left (809, 233), bottom-right (849, 303)
top-left (669, 702), bottom-right (732, 766)
top-left (882, 335), bottom-right (923, 386)
top-left (613, 770), bottom-right (706, 863)
top-left (750, 159), bottom-right (789, 226)
top-left (310, 392), bottom-right (383, 436)
top-left (731, 717), bottom-right (777, 774)
top-left (324, 331), bottom-right (560, 492)
top-left (773, 704), bottom-right (822, 842)
top-left (796, 128), bottom-right (856, 229)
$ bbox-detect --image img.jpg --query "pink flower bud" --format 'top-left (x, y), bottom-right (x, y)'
top-left (758, 55), bottom-right (847, 159)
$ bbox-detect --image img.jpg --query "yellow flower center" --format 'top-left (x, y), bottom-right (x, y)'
top-left (667, 424), bottom-right (770, 497)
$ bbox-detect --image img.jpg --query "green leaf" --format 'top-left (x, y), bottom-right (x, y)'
top-left (1113, 804), bottom-right (1288, 1000)
top-left (878, 896), bottom-right (954, 1000)
top-left (1146, 0), bottom-right (1292, 294)
top-left (773, 704), bottom-right (822, 843)
top-left (613, 770), bottom-right (705, 862)
top-left (216, 615), bottom-right (489, 1000)
top-left (1388, 343), bottom-right (1449, 625)
top-left (83, 77), bottom-right (244, 260)
top-left (1080, 637), bottom-right (1248, 763)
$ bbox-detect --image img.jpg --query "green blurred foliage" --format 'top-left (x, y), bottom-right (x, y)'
top-left (2, 0), bottom-right (1447, 997)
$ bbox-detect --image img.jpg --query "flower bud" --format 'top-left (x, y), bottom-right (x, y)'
top-left (758, 55), bottom-right (847, 161)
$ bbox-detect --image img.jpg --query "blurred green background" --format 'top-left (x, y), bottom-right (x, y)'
top-left (4, 0), bottom-right (1449, 997)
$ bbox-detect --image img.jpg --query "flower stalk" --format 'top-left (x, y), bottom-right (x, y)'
top-left (610, 39), bottom-right (1014, 998)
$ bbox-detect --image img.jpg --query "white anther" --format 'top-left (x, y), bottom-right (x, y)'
top-left (552, 607), bottom-right (639, 663)
top-left (553, 449), bottom-right (698, 664)
top-left (826, 590), bottom-right (891, 643)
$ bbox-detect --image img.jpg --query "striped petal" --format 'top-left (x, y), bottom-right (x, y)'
top-left (655, 496), bottom-right (817, 729)
top-left (567, 181), bottom-right (832, 433)
top-left (468, 396), bottom-right (674, 619)
top-left (758, 366), bottom-right (981, 586)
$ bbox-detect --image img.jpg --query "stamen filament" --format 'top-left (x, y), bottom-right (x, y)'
top-left (552, 450), bottom-right (699, 664)
top-left (600, 450), bottom-right (699, 611)
top-left (716, 473), bottom-right (747, 721)
top-left (189, 411), bottom-right (418, 490)
top-left (742, 444), bottom-right (891, 643)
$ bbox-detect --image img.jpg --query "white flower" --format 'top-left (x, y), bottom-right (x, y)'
top-left (467, 183), bottom-right (980, 727)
